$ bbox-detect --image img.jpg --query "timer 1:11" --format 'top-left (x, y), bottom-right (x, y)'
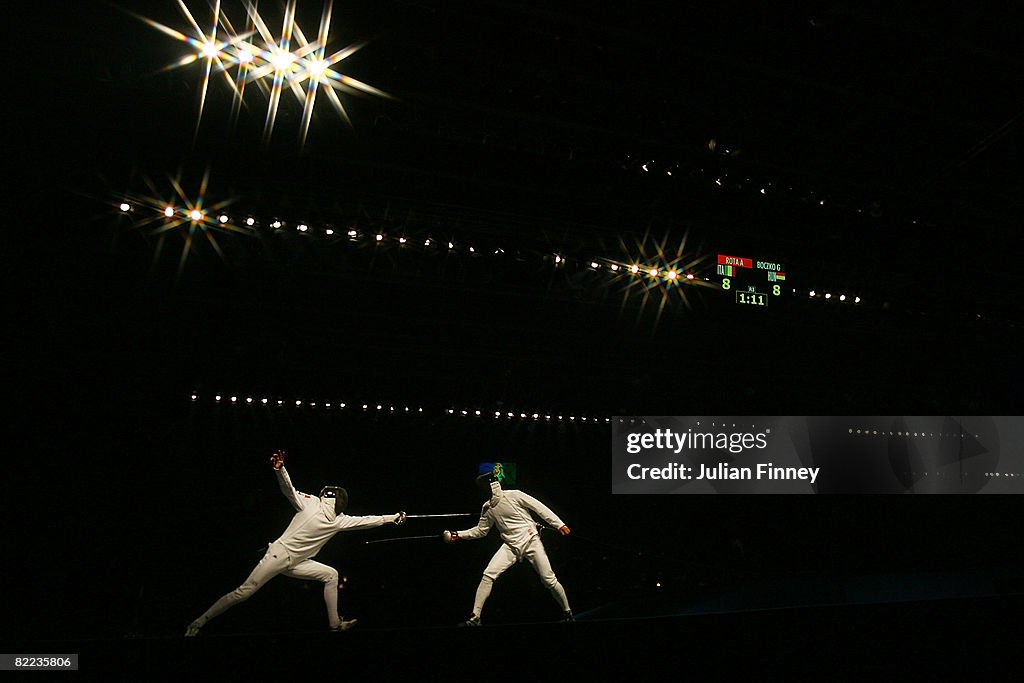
top-left (736, 291), bottom-right (767, 306)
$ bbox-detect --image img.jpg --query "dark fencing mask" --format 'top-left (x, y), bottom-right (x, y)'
top-left (476, 472), bottom-right (497, 503)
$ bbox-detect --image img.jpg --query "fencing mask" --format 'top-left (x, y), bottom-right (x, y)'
top-left (320, 486), bottom-right (349, 514)
top-left (476, 472), bottom-right (499, 504)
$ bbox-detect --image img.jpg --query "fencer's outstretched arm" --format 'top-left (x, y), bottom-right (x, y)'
top-left (512, 491), bottom-right (566, 531)
top-left (453, 506), bottom-right (493, 541)
top-left (269, 451), bottom-right (307, 512)
top-left (334, 512), bottom-right (405, 531)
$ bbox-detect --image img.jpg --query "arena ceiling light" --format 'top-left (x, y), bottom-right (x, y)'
top-left (132, 0), bottom-right (392, 147)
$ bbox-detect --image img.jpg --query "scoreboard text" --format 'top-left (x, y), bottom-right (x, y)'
top-left (716, 254), bottom-right (786, 305)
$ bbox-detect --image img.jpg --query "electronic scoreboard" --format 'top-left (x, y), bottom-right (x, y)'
top-left (716, 254), bottom-right (786, 306)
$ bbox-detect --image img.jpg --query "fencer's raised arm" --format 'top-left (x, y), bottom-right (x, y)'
top-left (454, 507), bottom-right (494, 541)
top-left (512, 491), bottom-right (566, 530)
top-left (275, 466), bottom-right (307, 512)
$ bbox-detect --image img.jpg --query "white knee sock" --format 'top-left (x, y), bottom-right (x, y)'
top-left (549, 580), bottom-right (570, 613)
top-left (324, 580), bottom-right (340, 628)
top-left (472, 576), bottom-right (494, 617)
top-left (197, 588), bottom-right (247, 625)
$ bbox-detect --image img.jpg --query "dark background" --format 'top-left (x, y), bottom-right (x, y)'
top-left (8, 0), bottom-right (1023, 647)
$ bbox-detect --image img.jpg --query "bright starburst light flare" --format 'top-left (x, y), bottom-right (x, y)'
top-left (115, 169), bottom-right (248, 279)
top-left (129, 1), bottom-right (255, 138)
top-left (131, 0), bottom-right (393, 147)
top-left (612, 228), bottom-right (713, 332)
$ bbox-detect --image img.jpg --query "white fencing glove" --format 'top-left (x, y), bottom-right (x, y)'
top-left (387, 512), bottom-right (407, 525)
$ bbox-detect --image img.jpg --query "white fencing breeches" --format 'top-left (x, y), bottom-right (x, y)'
top-left (472, 539), bottom-right (570, 617)
top-left (194, 541), bottom-right (343, 628)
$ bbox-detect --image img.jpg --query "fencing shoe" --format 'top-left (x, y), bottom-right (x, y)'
top-left (185, 621), bottom-right (203, 637)
top-left (331, 618), bottom-right (358, 632)
top-left (457, 615), bottom-right (482, 627)
top-left (561, 611), bottom-right (575, 623)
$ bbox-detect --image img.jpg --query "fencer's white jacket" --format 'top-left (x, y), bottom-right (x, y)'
top-left (270, 466), bottom-right (388, 562)
top-left (456, 481), bottom-right (565, 557)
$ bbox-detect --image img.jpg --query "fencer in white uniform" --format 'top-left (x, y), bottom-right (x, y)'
top-left (186, 451), bottom-right (406, 636)
top-left (444, 473), bottom-right (573, 625)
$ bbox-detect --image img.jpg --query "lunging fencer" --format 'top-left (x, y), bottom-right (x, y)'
top-left (185, 450), bottom-right (406, 636)
top-left (443, 472), bottom-right (573, 625)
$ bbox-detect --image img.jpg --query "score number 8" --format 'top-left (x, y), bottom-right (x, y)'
top-left (724, 280), bottom-right (782, 296)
